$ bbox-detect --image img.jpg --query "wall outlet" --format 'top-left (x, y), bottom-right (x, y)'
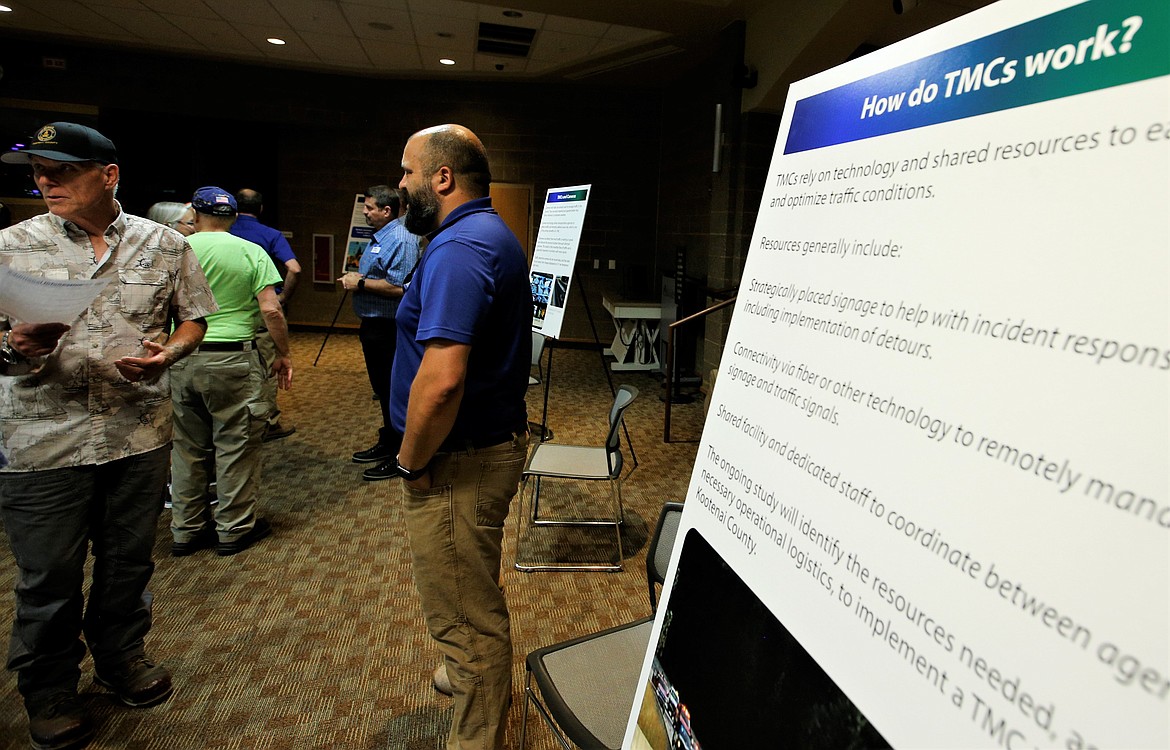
top-left (593, 259), bottom-right (599, 269)
top-left (608, 259), bottom-right (616, 270)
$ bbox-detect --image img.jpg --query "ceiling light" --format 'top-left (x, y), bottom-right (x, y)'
top-left (439, 58), bottom-right (456, 66)
top-left (502, 10), bottom-right (522, 18)
top-left (0, 6), bottom-right (12, 11)
top-left (267, 37), bottom-right (286, 46)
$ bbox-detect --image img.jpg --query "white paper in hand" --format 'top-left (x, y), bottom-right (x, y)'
top-left (0, 265), bottom-right (110, 324)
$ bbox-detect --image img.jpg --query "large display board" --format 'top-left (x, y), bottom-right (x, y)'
top-left (529, 185), bottom-right (590, 338)
top-left (628, 0), bottom-right (1168, 747)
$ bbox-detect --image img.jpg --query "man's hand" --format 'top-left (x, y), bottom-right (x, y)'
top-left (7, 322), bottom-right (70, 358)
top-left (271, 355), bottom-right (293, 390)
top-left (114, 339), bottom-right (171, 383)
top-left (404, 471), bottom-right (432, 491)
top-left (338, 272), bottom-right (362, 291)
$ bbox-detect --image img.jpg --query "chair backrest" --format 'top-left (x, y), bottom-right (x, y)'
top-left (646, 502), bottom-right (684, 612)
top-left (604, 384), bottom-right (639, 476)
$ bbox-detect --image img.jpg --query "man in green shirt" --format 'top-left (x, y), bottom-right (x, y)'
top-left (169, 186), bottom-right (293, 557)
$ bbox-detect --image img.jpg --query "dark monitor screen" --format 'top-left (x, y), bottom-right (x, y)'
top-left (636, 528), bottom-right (890, 750)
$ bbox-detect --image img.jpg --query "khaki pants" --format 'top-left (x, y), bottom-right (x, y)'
top-left (169, 348), bottom-right (268, 542)
top-left (256, 328), bottom-right (280, 428)
top-left (403, 433), bottom-right (528, 750)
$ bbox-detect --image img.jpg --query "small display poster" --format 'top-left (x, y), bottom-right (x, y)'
top-left (343, 193), bottom-right (373, 274)
top-left (528, 185), bottom-right (590, 339)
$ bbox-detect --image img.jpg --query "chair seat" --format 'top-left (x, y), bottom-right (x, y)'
top-left (526, 444), bottom-right (613, 480)
top-left (528, 618), bottom-right (654, 750)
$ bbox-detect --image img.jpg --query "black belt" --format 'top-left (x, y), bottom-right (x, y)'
top-left (437, 426), bottom-right (527, 454)
top-left (197, 340), bottom-right (255, 352)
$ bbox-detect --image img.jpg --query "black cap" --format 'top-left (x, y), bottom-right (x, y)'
top-left (1, 122), bottom-right (118, 165)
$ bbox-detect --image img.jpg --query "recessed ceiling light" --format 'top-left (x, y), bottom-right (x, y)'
top-left (503, 10), bottom-right (522, 18)
top-left (368, 21), bottom-right (394, 31)
top-left (267, 37), bottom-right (286, 46)
top-left (439, 58), bottom-right (456, 66)
top-left (0, 5), bottom-right (13, 11)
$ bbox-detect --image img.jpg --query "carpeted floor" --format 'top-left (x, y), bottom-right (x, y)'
top-left (0, 331), bottom-right (706, 749)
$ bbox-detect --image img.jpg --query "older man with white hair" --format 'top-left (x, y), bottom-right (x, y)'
top-left (0, 121), bottom-right (217, 750)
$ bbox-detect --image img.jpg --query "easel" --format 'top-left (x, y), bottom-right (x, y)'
top-left (537, 272), bottom-right (638, 475)
top-left (312, 290), bottom-right (349, 367)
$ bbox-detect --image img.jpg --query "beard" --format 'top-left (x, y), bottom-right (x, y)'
top-left (402, 185), bottom-right (440, 235)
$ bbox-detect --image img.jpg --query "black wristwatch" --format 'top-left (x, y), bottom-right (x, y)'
top-left (395, 455), bottom-right (429, 481)
top-left (0, 330), bottom-right (24, 366)
top-left (357, 278), bottom-right (366, 292)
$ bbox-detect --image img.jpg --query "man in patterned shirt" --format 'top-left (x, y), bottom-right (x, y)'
top-left (0, 122), bottom-right (217, 750)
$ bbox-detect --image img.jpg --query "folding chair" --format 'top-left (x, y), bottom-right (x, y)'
top-left (515, 384), bottom-right (638, 572)
top-left (519, 502), bottom-right (685, 750)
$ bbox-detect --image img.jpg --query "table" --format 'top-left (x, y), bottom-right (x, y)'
top-left (601, 295), bottom-right (662, 372)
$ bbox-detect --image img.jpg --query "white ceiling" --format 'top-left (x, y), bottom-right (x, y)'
top-left (0, 0), bottom-right (997, 88)
top-left (0, 0), bottom-right (703, 78)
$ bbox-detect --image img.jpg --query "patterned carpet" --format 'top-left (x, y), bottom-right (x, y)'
top-left (0, 331), bottom-right (706, 749)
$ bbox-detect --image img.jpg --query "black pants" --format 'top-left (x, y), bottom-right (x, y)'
top-left (358, 316), bottom-right (401, 451)
top-left (0, 446), bottom-right (169, 700)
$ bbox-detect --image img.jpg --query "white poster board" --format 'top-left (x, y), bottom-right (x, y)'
top-left (628, 0), bottom-right (1168, 748)
top-left (343, 193), bottom-right (372, 274)
top-left (529, 185), bottom-right (590, 338)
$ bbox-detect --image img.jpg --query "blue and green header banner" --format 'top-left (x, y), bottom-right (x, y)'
top-left (547, 188), bottom-right (589, 203)
top-left (784, 0), bottom-right (1167, 154)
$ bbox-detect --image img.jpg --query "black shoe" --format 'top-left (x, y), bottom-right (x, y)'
top-left (27, 691), bottom-right (95, 750)
top-left (216, 518), bottom-right (272, 556)
top-left (262, 422), bottom-right (296, 442)
top-left (352, 442), bottom-right (391, 464)
top-left (94, 656), bottom-right (173, 708)
top-left (170, 528), bottom-right (217, 557)
top-left (362, 460), bottom-right (399, 482)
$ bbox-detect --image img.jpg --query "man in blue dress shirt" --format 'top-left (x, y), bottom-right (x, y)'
top-left (338, 185), bottom-right (419, 480)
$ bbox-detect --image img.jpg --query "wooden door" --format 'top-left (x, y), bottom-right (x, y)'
top-left (489, 183), bottom-right (533, 264)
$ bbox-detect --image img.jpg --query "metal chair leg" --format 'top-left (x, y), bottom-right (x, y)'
top-left (519, 670), bottom-right (532, 749)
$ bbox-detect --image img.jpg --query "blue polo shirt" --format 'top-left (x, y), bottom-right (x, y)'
top-left (390, 197), bottom-right (530, 441)
top-left (354, 217), bottom-right (419, 319)
top-left (229, 214), bottom-right (296, 294)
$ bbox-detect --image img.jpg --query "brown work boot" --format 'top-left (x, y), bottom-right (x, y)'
top-left (94, 656), bottom-right (173, 707)
top-left (27, 690), bottom-right (95, 750)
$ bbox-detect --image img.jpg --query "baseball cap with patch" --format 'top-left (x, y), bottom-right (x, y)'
top-left (191, 186), bottom-right (237, 216)
top-left (1, 122), bottom-right (118, 165)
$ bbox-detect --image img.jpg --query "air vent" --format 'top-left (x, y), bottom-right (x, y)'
top-left (477, 22), bottom-right (535, 58)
